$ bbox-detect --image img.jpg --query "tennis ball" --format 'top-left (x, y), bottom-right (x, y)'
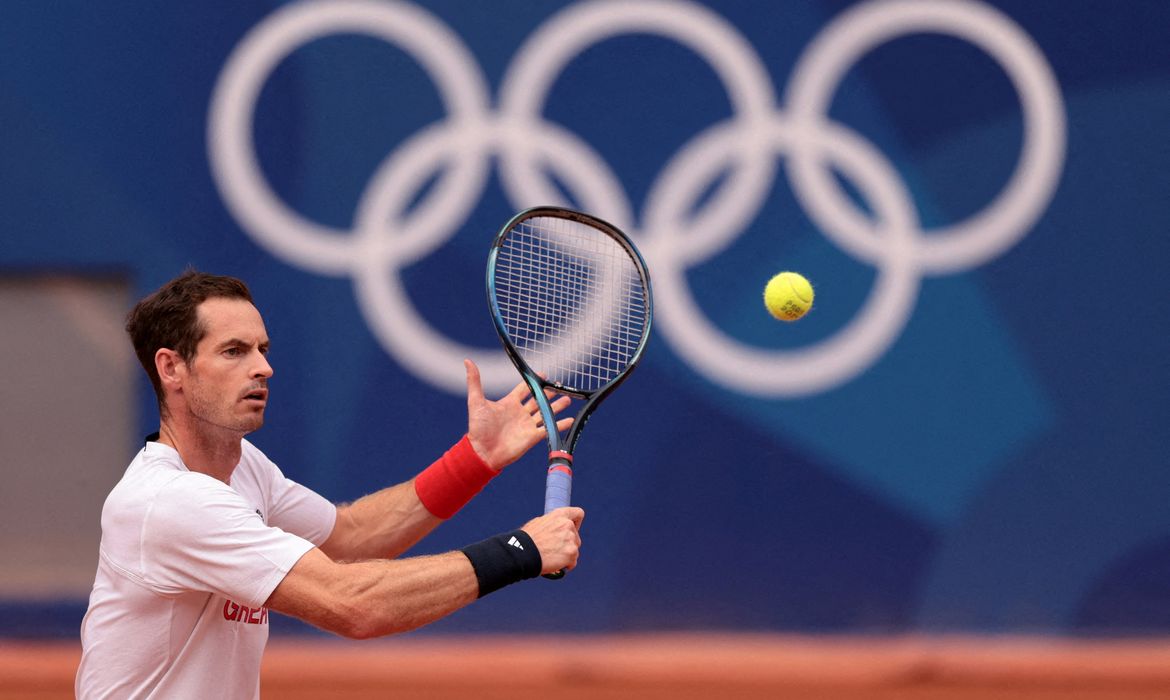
top-left (764, 272), bottom-right (814, 321)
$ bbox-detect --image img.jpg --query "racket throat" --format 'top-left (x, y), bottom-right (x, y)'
top-left (547, 451), bottom-right (573, 482)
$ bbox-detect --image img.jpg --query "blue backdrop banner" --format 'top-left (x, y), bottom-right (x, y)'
top-left (2, 0), bottom-right (1168, 637)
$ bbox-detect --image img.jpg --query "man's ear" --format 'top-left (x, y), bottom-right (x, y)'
top-left (155, 348), bottom-right (185, 391)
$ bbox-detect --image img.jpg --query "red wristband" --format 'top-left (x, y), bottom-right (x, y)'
top-left (414, 435), bottom-right (498, 519)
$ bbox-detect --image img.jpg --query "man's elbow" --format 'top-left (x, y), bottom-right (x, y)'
top-left (329, 600), bottom-right (409, 640)
top-left (336, 617), bottom-right (380, 641)
top-left (323, 599), bottom-right (376, 640)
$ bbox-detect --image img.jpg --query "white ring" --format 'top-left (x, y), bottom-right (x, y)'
top-left (209, 0), bottom-right (491, 275)
top-left (207, 0), bottom-right (1065, 397)
top-left (498, 0), bottom-right (777, 232)
top-left (647, 117), bottom-right (920, 396)
top-left (784, 0), bottom-right (1065, 274)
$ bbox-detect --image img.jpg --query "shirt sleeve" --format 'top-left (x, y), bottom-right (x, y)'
top-left (255, 451), bottom-right (337, 546)
top-left (140, 473), bottom-right (316, 608)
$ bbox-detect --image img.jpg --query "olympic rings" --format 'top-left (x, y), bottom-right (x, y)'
top-left (208, 0), bottom-right (1065, 397)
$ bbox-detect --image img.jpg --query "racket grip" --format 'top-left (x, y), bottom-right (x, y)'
top-left (543, 462), bottom-right (573, 513)
top-left (542, 459), bottom-right (573, 581)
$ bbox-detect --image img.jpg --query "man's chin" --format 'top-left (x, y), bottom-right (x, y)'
top-left (238, 411), bottom-right (265, 434)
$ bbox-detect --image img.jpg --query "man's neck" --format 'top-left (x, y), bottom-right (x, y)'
top-left (157, 420), bottom-right (244, 484)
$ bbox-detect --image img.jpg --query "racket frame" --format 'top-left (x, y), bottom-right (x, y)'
top-left (486, 205), bottom-right (653, 507)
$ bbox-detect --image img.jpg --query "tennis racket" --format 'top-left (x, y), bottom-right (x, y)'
top-left (487, 206), bottom-right (653, 579)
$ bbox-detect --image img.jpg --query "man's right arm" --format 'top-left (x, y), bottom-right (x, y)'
top-left (265, 548), bottom-right (478, 639)
top-left (265, 506), bottom-right (584, 639)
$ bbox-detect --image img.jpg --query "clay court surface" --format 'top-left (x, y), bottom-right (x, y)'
top-left (6, 635), bottom-right (1170, 699)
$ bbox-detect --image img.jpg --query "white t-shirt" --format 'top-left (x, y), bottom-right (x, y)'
top-left (76, 439), bottom-right (337, 700)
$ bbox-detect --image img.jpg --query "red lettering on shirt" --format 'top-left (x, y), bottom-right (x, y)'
top-left (223, 598), bottom-right (268, 625)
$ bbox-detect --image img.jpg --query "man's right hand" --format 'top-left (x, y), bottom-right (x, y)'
top-left (522, 507), bottom-right (585, 575)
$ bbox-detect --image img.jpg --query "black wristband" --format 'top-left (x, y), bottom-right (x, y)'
top-left (460, 530), bottom-right (543, 598)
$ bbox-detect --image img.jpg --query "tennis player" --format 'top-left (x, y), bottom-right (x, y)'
top-left (76, 270), bottom-right (584, 699)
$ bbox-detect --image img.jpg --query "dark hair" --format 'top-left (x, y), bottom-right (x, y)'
top-left (126, 270), bottom-right (255, 414)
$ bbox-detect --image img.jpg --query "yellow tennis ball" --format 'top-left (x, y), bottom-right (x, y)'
top-left (764, 272), bottom-right (814, 321)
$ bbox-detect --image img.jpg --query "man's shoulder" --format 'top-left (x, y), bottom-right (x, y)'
top-left (109, 445), bottom-right (191, 501)
top-left (238, 438), bottom-right (278, 473)
top-left (100, 448), bottom-right (225, 548)
top-left (110, 451), bottom-right (231, 514)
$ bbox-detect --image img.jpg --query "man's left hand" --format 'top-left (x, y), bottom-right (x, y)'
top-left (463, 359), bottom-right (573, 470)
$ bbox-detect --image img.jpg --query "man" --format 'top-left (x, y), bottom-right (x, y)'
top-left (76, 271), bottom-right (584, 699)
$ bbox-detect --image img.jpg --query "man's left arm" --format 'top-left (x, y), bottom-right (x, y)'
top-left (320, 476), bottom-right (443, 562)
top-left (321, 359), bottom-right (572, 562)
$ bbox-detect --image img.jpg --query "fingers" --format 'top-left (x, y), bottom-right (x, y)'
top-left (521, 393), bottom-right (573, 437)
top-left (523, 393), bottom-right (572, 415)
top-left (555, 507), bottom-right (584, 572)
top-left (535, 415), bottom-right (574, 434)
top-left (530, 397), bottom-right (575, 431)
top-left (530, 507), bottom-right (584, 530)
top-left (505, 378), bottom-right (534, 405)
top-left (522, 507), bottom-right (585, 574)
top-left (464, 359), bottom-right (485, 407)
top-left (551, 506), bottom-right (585, 527)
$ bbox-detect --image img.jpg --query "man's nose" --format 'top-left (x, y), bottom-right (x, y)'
top-left (253, 351), bottom-right (273, 379)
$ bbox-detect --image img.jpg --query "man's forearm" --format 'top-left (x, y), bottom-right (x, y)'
top-left (321, 481), bottom-right (441, 561)
top-left (268, 548), bottom-right (479, 639)
top-left (322, 437), bottom-right (500, 561)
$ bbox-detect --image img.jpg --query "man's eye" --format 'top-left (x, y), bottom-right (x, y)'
top-left (224, 347), bottom-right (241, 357)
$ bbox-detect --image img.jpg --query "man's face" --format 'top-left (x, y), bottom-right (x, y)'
top-left (180, 297), bottom-right (273, 436)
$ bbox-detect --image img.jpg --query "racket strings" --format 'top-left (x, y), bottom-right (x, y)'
top-left (494, 217), bottom-right (648, 393)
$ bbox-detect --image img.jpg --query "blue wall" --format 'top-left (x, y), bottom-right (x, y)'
top-left (3, 0), bottom-right (1169, 636)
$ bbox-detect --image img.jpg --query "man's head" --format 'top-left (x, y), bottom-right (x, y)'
top-left (126, 271), bottom-right (271, 430)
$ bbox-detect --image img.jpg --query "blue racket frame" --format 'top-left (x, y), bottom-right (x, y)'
top-left (487, 206), bottom-right (653, 530)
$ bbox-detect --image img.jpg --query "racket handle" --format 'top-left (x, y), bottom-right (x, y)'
top-left (543, 462), bottom-right (573, 513)
top-left (542, 458), bottom-right (573, 581)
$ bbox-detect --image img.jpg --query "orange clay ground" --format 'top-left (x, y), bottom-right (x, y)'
top-left (5, 634), bottom-right (1170, 700)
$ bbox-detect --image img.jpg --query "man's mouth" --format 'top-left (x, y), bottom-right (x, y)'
top-left (242, 389), bottom-right (268, 403)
